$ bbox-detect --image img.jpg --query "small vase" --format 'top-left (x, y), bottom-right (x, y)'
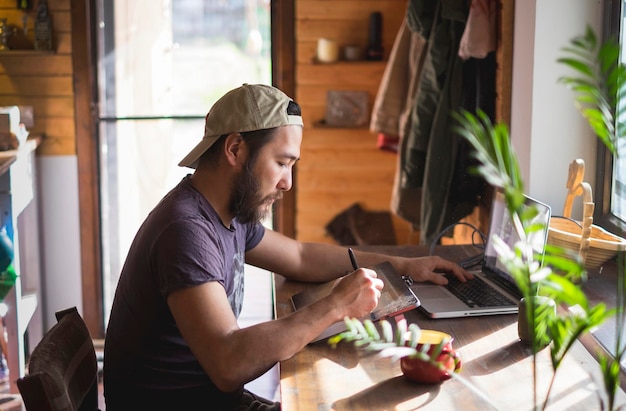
top-left (518, 296), bottom-right (556, 346)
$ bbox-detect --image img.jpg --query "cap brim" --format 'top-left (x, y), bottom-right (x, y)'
top-left (178, 135), bottom-right (220, 169)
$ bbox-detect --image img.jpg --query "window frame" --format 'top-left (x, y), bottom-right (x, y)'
top-left (594, 0), bottom-right (626, 238)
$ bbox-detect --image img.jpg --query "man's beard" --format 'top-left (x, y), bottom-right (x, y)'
top-left (230, 163), bottom-right (280, 225)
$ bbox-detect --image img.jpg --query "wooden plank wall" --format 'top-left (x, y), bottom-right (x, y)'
top-left (0, 0), bottom-right (75, 156)
top-left (294, 0), bottom-right (415, 245)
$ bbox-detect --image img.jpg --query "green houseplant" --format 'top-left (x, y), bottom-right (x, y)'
top-left (454, 109), bottom-right (612, 410)
top-left (330, 25), bottom-right (626, 411)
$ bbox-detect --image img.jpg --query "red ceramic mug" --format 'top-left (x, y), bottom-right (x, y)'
top-left (400, 330), bottom-right (462, 384)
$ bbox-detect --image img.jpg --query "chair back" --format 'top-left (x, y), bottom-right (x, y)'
top-left (17, 307), bottom-right (99, 411)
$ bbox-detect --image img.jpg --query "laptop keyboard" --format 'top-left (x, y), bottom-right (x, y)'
top-left (444, 275), bottom-right (516, 307)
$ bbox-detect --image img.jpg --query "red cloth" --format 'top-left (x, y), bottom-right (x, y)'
top-left (376, 133), bottom-right (399, 153)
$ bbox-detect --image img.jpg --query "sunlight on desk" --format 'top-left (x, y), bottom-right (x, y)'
top-left (455, 322), bottom-right (517, 363)
top-left (275, 245), bottom-right (626, 410)
top-left (284, 321), bottom-right (626, 410)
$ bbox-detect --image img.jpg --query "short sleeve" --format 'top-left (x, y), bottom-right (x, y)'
top-left (152, 219), bottom-right (226, 297)
top-left (245, 222), bottom-right (265, 251)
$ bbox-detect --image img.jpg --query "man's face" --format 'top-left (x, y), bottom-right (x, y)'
top-left (230, 125), bottom-right (302, 225)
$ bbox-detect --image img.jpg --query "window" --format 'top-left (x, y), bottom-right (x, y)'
top-left (589, 0), bottom-right (626, 371)
top-left (595, 0), bottom-right (626, 237)
top-left (95, 0), bottom-right (272, 325)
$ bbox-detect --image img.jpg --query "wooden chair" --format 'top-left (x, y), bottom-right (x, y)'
top-left (17, 306), bottom-right (100, 411)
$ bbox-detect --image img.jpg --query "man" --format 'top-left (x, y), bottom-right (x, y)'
top-left (103, 84), bottom-right (472, 410)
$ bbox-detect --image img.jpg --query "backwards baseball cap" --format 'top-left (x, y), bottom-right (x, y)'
top-left (178, 83), bottom-right (303, 168)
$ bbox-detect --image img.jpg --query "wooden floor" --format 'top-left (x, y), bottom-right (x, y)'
top-left (97, 264), bottom-right (277, 408)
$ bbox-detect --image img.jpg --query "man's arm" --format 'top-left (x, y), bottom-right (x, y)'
top-left (167, 266), bottom-right (382, 393)
top-left (246, 228), bottom-right (473, 285)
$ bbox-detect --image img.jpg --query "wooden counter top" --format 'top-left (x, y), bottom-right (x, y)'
top-left (274, 245), bottom-right (626, 410)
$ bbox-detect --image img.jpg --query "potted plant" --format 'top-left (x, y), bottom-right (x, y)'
top-left (454, 109), bottom-right (612, 410)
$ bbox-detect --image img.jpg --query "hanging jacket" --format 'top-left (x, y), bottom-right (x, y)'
top-left (370, 11), bottom-right (428, 225)
top-left (373, 0), bottom-right (492, 246)
top-left (402, 0), bottom-right (471, 245)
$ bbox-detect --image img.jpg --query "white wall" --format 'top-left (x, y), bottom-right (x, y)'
top-left (511, 0), bottom-right (603, 217)
top-left (37, 156), bottom-right (83, 329)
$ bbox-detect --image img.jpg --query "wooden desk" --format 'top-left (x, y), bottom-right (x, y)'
top-left (274, 245), bottom-right (626, 410)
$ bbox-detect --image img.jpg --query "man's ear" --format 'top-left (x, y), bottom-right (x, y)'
top-left (224, 132), bottom-right (244, 166)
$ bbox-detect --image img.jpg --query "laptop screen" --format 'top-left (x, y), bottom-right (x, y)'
top-left (483, 190), bottom-right (552, 289)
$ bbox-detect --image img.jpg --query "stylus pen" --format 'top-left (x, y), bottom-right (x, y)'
top-left (348, 248), bottom-right (359, 270)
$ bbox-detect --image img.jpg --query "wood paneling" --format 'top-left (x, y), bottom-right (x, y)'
top-left (71, 0), bottom-right (104, 340)
top-left (272, 1), bottom-right (297, 237)
top-left (0, 95), bottom-right (75, 117)
top-left (0, 0), bottom-right (76, 156)
top-left (0, 75), bottom-right (73, 95)
top-left (496, 0), bottom-right (514, 125)
top-left (296, 0), bottom-right (404, 59)
top-left (294, 0), bottom-right (410, 244)
top-left (297, 62), bottom-right (387, 86)
top-left (294, 0), bottom-right (512, 245)
top-left (0, 54), bottom-right (73, 75)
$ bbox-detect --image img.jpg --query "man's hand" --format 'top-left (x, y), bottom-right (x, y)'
top-left (328, 268), bottom-right (384, 319)
top-left (399, 256), bottom-right (474, 285)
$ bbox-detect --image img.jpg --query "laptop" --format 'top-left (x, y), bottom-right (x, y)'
top-left (291, 261), bottom-right (420, 342)
top-left (411, 190), bottom-right (551, 318)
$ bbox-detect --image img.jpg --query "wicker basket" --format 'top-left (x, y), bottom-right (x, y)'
top-left (547, 159), bottom-right (626, 269)
top-left (548, 216), bottom-right (626, 269)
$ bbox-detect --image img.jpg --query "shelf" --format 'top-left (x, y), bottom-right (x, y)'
top-left (0, 49), bottom-right (55, 56)
top-left (310, 57), bottom-right (386, 66)
top-left (312, 120), bottom-right (369, 129)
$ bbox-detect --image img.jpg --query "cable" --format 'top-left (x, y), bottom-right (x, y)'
top-left (428, 221), bottom-right (487, 268)
top-left (429, 221), bottom-right (487, 254)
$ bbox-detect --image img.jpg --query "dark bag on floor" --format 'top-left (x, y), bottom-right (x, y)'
top-left (325, 203), bottom-right (397, 246)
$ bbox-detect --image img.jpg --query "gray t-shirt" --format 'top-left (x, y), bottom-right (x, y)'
top-left (103, 175), bottom-right (265, 408)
